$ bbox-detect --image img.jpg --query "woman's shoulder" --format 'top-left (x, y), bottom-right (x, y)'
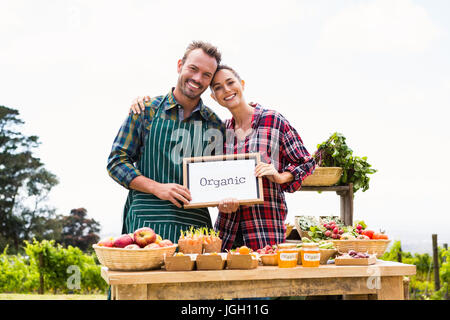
top-left (252, 103), bottom-right (290, 129)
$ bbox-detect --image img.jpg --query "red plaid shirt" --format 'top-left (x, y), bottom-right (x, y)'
top-left (214, 103), bottom-right (316, 251)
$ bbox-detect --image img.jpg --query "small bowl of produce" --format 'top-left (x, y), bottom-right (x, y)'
top-left (257, 245), bottom-right (278, 266)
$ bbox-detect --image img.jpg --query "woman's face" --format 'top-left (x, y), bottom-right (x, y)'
top-left (210, 69), bottom-right (245, 109)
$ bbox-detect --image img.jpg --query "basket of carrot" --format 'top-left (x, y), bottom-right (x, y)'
top-left (177, 227), bottom-right (222, 254)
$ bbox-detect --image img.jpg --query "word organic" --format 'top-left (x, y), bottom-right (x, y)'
top-left (199, 176), bottom-right (246, 188)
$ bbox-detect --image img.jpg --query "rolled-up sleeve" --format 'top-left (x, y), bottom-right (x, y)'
top-left (107, 113), bottom-right (145, 189)
top-left (279, 121), bottom-right (316, 193)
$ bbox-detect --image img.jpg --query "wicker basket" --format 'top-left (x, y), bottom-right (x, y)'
top-left (260, 254), bottom-right (278, 266)
top-left (203, 239), bottom-right (222, 254)
top-left (302, 167), bottom-right (343, 186)
top-left (331, 240), bottom-right (391, 258)
top-left (297, 248), bottom-right (337, 264)
top-left (285, 224), bottom-right (294, 238)
top-left (319, 249), bottom-right (337, 264)
top-left (93, 244), bottom-right (177, 271)
top-left (293, 220), bottom-right (311, 240)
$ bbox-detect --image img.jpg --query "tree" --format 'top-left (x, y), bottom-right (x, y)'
top-left (0, 106), bottom-right (59, 252)
top-left (60, 208), bottom-right (100, 252)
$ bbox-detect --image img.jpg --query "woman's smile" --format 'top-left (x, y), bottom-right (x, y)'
top-left (224, 93), bottom-right (236, 101)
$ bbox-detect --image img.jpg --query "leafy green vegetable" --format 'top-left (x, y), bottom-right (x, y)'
top-left (307, 225), bottom-right (328, 242)
top-left (313, 132), bottom-right (377, 194)
top-left (318, 242), bottom-right (335, 249)
top-left (320, 216), bottom-right (344, 227)
top-left (295, 216), bottom-right (320, 231)
top-left (298, 239), bottom-right (336, 249)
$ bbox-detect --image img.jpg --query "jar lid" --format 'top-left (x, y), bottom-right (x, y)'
top-left (278, 243), bottom-right (296, 249)
top-left (302, 243), bottom-right (319, 247)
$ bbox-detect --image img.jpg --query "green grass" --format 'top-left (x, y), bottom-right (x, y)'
top-left (0, 293), bottom-right (107, 300)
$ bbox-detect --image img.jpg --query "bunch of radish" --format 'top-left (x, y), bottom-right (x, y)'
top-left (322, 220), bottom-right (344, 239)
top-left (256, 245), bottom-right (277, 255)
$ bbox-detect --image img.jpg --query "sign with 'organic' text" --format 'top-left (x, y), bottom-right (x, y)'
top-left (183, 153), bottom-right (264, 209)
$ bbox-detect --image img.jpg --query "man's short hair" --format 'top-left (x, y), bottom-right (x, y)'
top-left (182, 41), bottom-right (222, 66)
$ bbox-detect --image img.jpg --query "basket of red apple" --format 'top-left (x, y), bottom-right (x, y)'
top-left (93, 227), bottom-right (177, 271)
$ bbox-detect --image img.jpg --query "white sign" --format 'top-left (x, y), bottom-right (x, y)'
top-left (183, 153), bottom-right (264, 209)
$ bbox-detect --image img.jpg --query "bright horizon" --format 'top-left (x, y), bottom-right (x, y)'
top-left (2, 0), bottom-right (449, 253)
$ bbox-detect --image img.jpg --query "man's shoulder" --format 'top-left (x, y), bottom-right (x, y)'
top-left (201, 104), bottom-right (225, 127)
top-left (143, 95), bottom-right (165, 108)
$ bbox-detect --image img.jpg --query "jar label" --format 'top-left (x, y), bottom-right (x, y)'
top-left (303, 253), bottom-right (320, 261)
top-left (280, 252), bottom-right (298, 261)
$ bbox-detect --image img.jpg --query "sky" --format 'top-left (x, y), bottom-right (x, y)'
top-left (1, 0), bottom-right (449, 253)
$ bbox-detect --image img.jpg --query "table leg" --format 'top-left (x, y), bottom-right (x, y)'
top-left (377, 276), bottom-right (404, 300)
top-left (114, 284), bottom-right (148, 300)
top-left (337, 183), bottom-right (353, 226)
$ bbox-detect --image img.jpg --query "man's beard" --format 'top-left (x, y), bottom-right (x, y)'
top-left (178, 77), bottom-right (204, 100)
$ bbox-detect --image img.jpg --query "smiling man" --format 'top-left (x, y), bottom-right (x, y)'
top-left (107, 41), bottom-right (224, 243)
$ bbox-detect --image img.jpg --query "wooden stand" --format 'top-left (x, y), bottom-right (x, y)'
top-left (102, 260), bottom-right (416, 300)
top-left (300, 183), bottom-right (354, 226)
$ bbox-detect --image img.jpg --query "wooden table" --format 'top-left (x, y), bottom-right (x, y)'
top-left (101, 260), bottom-right (416, 300)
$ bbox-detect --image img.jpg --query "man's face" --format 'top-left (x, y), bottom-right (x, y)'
top-left (176, 48), bottom-right (218, 100)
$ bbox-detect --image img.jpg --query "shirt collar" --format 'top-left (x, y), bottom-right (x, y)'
top-left (228, 102), bottom-right (263, 129)
top-left (164, 88), bottom-right (210, 121)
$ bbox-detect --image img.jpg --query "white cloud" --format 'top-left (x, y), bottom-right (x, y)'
top-left (317, 0), bottom-right (441, 53)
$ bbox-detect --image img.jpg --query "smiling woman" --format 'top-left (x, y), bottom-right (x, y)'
top-left (208, 65), bottom-right (316, 251)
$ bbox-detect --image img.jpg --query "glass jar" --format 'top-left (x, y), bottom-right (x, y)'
top-left (277, 243), bottom-right (298, 268)
top-left (301, 243), bottom-right (320, 267)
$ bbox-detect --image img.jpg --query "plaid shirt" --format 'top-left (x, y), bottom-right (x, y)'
top-left (107, 89), bottom-right (225, 189)
top-left (215, 103), bottom-right (316, 251)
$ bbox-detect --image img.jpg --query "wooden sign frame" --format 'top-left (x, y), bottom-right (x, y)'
top-left (182, 153), bottom-right (264, 209)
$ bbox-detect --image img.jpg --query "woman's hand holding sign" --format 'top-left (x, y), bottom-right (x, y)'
top-left (216, 162), bottom-right (294, 214)
top-left (218, 198), bottom-right (240, 214)
top-left (254, 162), bottom-right (279, 183)
top-left (254, 162), bottom-right (294, 185)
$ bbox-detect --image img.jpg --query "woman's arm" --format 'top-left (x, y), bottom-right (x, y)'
top-left (254, 162), bottom-right (294, 184)
top-left (279, 119), bottom-right (316, 192)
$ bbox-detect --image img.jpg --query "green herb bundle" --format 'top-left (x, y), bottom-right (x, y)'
top-left (313, 132), bottom-right (377, 194)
